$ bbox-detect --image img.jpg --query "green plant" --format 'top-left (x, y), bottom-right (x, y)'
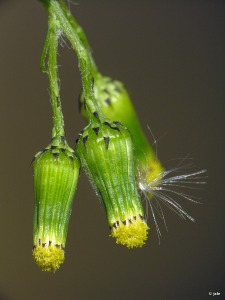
top-left (33, 0), bottom-right (206, 272)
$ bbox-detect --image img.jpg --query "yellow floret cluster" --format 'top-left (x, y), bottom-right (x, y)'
top-left (32, 244), bottom-right (65, 272)
top-left (110, 218), bottom-right (150, 249)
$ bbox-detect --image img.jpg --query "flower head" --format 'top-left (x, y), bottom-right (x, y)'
top-left (32, 136), bottom-right (80, 271)
top-left (76, 119), bottom-right (149, 248)
top-left (79, 73), bottom-right (163, 186)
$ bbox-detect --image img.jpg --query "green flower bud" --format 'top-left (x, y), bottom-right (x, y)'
top-left (79, 73), bottom-right (163, 187)
top-left (76, 119), bottom-right (149, 248)
top-left (32, 136), bottom-right (80, 272)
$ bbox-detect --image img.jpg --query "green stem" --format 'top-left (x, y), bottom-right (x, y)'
top-left (40, 11), bottom-right (65, 137)
top-left (41, 0), bottom-right (103, 120)
top-left (40, 29), bottom-right (51, 74)
top-left (58, 0), bottom-right (98, 76)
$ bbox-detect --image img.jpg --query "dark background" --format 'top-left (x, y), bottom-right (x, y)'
top-left (0, 0), bottom-right (224, 299)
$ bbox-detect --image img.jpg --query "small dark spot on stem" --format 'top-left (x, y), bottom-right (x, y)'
top-left (92, 127), bottom-right (100, 136)
top-left (83, 135), bottom-right (89, 148)
top-left (75, 137), bottom-right (80, 144)
top-left (113, 223), bottom-right (117, 229)
top-left (111, 126), bottom-right (120, 133)
top-left (30, 156), bottom-right (36, 166)
top-left (122, 220), bottom-right (127, 225)
top-left (104, 122), bottom-right (120, 133)
top-left (55, 244), bottom-right (60, 248)
top-left (104, 98), bottom-right (112, 106)
top-left (32, 246), bottom-right (36, 251)
top-left (128, 219), bottom-right (132, 224)
top-left (113, 121), bottom-right (122, 126)
top-left (49, 241), bottom-right (52, 246)
top-left (116, 221), bottom-right (119, 226)
top-left (133, 216), bottom-right (137, 220)
top-left (114, 86), bottom-right (121, 93)
top-left (104, 136), bottom-right (110, 150)
top-left (93, 111), bottom-right (100, 121)
top-left (51, 145), bottom-right (57, 150)
top-left (69, 156), bottom-right (74, 161)
top-left (139, 214), bottom-right (144, 220)
top-left (53, 153), bottom-right (59, 159)
top-left (104, 121), bottom-right (111, 127)
top-left (42, 243), bottom-right (46, 247)
top-left (31, 149), bottom-right (47, 166)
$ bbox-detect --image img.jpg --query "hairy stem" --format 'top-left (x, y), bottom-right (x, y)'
top-left (40, 0), bottom-right (103, 120)
top-left (40, 11), bottom-right (65, 137)
top-left (58, 0), bottom-right (98, 76)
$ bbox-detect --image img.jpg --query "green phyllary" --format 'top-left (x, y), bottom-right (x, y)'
top-left (76, 118), bottom-right (149, 248)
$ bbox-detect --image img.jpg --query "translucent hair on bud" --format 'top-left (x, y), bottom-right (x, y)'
top-left (136, 131), bottom-right (207, 243)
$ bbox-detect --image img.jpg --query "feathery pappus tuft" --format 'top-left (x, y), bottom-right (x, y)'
top-left (137, 158), bottom-right (207, 242)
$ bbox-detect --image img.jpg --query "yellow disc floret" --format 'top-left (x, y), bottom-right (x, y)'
top-left (110, 216), bottom-right (150, 248)
top-left (32, 244), bottom-right (65, 272)
top-left (138, 160), bottom-right (164, 199)
top-left (146, 160), bottom-right (164, 185)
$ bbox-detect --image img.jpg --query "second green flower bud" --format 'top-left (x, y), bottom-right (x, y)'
top-left (76, 119), bottom-right (149, 248)
top-left (79, 73), bottom-right (163, 189)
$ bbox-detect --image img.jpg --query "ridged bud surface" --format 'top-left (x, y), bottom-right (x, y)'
top-left (79, 74), bottom-right (163, 184)
top-left (76, 120), bottom-right (149, 248)
top-left (32, 137), bottom-right (80, 271)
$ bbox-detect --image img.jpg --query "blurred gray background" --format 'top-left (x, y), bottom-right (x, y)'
top-left (0, 0), bottom-right (224, 299)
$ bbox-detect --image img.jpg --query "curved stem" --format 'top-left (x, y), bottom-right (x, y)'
top-left (41, 0), bottom-right (103, 121)
top-left (58, 0), bottom-right (98, 77)
top-left (41, 11), bottom-right (65, 137)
